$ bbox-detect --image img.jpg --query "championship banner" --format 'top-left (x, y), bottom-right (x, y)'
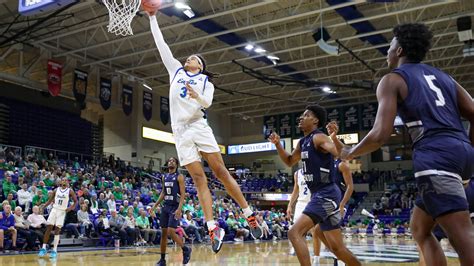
top-left (263, 115), bottom-right (279, 138)
top-left (122, 85), bottom-right (133, 116)
top-left (47, 60), bottom-right (62, 96)
top-left (99, 78), bottom-right (112, 111)
top-left (160, 96), bottom-right (169, 125)
top-left (73, 69), bottom-right (88, 103)
top-left (278, 113), bottom-right (292, 138)
top-left (342, 105), bottom-right (361, 132)
top-left (143, 91), bottom-right (153, 121)
top-left (361, 102), bottom-right (378, 130)
top-left (292, 111), bottom-right (304, 138)
top-left (327, 107), bottom-right (343, 131)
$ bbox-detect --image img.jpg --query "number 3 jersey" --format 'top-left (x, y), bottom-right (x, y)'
top-left (393, 63), bottom-right (469, 147)
top-left (169, 68), bottom-right (215, 126)
top-left (53, 187), bottom-right (70, 211)
top-left (163, 172), bottom-right (180, 206)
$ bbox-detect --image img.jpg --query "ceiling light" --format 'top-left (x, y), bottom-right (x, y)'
top-left (183, 9), bottom-right (195, 18)
top-left (322, 86), bottom-right (331, 92)
top-left (254, 47), bottom-right (266, 53)
top-left (175, 2), bottom-right (191, 9)
top-left (143, 83), bottom-right (153, 91)
top-left (266, 55), bottom-right (280, 60)
top-left (245, 44), bottom-right (254, 50)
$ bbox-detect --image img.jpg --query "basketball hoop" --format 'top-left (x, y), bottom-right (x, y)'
top-left (102, 0), bottom-right (141, 36)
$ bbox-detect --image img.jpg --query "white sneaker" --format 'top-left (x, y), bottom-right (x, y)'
top-left (312, 256), bottom-right (320, 265)
top-left (289, 247), bottom-right (295, 255)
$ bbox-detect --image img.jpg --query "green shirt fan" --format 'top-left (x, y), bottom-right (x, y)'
top-left (102, 0), bottom-right (161, 36)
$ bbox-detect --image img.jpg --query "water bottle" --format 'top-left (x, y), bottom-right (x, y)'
top-left (114, 239), bottom-right (120, 248)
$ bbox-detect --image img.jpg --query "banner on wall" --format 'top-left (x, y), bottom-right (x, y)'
top-left (73, 69), bottom-right (88, 103)
top-left (342, 105), bottom-right (360, 132)
top-left (47, 60), bottom-right (62, 96)
top-left (99, 78), bottom-right (112, 111)
top-left (327, 107), bottom-right (343, 129)
top-left (122, 85), bottom-right (133, 116)
top-left (278, 113), bottom-right (292, 138)
top-left (361, 102), bottom-right (377, 130)
top-left (292, 111), bottom-right (304, 138)
top-left (160, 97), bottom-right (169, 125)
top-left (143, 91), bottom-right (153, 121)
top-left (263, 115), bottom-right (279, 138)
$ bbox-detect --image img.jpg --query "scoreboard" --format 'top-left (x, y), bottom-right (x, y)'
top-left (18, 0), bottom-right (78, 15)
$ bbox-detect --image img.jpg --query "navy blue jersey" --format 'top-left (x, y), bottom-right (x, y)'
top-left (393, 63), bottom-right (469, 147)
top-left (331, 159), bottom-right (346, 192)
top-left (163, 172), bottom-right (180, 206)
top-left (299, 129), bottom-right (334, 193)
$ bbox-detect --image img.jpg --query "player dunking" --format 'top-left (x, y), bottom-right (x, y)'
top-left (338, 23), bottom-right (474, 265)
top-left (152, 157), bottom-right (191, 266)
top-left (269, 105), bottom-right (360, 266)
top-left (146, 12), bottom-right (262, 253)
top-left (38, 177), bottom-right (78, 259)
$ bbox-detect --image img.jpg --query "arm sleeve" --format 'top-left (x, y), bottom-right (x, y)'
top-left (194, 78), bottom-right (214, 108)
top-left (149, 15), bottom-right (182, 79)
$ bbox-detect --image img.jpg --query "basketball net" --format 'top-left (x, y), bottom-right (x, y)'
top-left (102, 0), bottom-right (141, 36)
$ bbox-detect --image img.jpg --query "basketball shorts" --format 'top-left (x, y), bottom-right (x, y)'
top-left (47, 208), bottom-right (67, 227)
top-left (303, 184), bottom-right (341, 231)
top-left (160, 204), bottom-right (179, 229)
top-left (172, 119), bottom-right (220, 166)
top-left (413, 139), bottom-right (473, 219)
top-left (293, 201), bottom-right (309, 223)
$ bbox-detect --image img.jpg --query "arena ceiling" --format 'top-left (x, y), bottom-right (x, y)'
top-left (0, 0), bottom-right (473, 119)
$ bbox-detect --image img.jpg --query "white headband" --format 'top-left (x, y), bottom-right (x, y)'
top-left (190, 55), bottom-right (203, 70)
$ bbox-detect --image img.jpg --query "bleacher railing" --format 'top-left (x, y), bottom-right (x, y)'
top-left (0, 144), bottom-right (22, 157)
top-left (24, 145), bottom-right (97, 162)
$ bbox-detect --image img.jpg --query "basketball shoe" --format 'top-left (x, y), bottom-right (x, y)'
top-left (209, 226), bottom-right (225, 253)
top-left (246, 213), bottom-right (263, 239)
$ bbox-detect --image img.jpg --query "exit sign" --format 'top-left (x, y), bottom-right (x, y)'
top-left (18, 0), bottom-right (77, 15)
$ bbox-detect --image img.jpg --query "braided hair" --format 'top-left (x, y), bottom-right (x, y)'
top-left (195, 54), bottom-right (219, 82)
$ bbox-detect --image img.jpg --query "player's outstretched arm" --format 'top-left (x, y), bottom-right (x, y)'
top-left (344, 73), bottom-right (401, 159)
top-left (455, 80), bottom-right (474, 145)
top-left (269, 132), bottom-right (301, 167)
top-left (148, 15), bottom-right (182, 77)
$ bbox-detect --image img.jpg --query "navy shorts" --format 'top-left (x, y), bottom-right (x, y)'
top-left (303, 184), bottom-right (341, 231)
top-left (160, 204), bottom-right (179, 228)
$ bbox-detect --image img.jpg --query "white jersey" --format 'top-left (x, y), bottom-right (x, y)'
top-left (297, 169), bottom-right (310, 203)
top-left (53, 187), bottom-right (70, 211)
top-left (149, 16), bottom-right (215, 127)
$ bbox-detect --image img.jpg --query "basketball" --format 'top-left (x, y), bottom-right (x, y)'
top-left (141, 0), bottom-right (160, 14)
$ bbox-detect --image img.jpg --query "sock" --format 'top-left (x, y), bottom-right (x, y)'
top-left (53, 235), bottom-right (60, 252)
top-left (161, 253), bottom-right (166, 260)
top-left (206, 220), bottom-right (216, 231)
top-left (42, 243), bottom-right (47, 249)
top-left (242, 207), bottom-right (253, 218)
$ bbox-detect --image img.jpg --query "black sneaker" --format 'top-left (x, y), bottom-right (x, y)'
top-left (246, 213), bottom-right (263, 239)
top-left (182, 246), bottom-right (192, 264)
top-left (156, 258), bottom-right (166, 266)
top-left (209, 226), bottom-right (225, 254)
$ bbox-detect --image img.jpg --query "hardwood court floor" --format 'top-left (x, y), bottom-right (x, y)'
top-left (0, 238), bottom-right (459, 265)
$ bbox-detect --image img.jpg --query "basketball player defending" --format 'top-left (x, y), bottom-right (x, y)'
top-left (152, 157), bottom-right (191, 266)
top-left (269, 105), bottom-right (360, 266)
top-left (338, 23), bottom-right (474, 266)
top-left (287, 168), bottom-right (320, 262)
top-left (38, 178), bottom-right (78, 259)
top-left (147, 12), bottom-right (262, 253)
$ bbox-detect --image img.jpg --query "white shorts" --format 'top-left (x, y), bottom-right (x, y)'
top-left (294, 201), bottom-right (309, 223)
top-left (47, 208), bottom-right (67, 227)
top-left (172, 120), bottom-right (220, 166)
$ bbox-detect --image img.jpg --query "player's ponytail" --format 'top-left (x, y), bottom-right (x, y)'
top-left (196, 54), bottom-right (219, 82)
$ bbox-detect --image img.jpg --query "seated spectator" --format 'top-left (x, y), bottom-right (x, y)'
top-left (136, 209), bottom-right (158, 245)
top-left (181, 210), bottom-right (203, 243)
top-left (14, 206), bottom-right (38, 250)
top-left (63, 209), bottom-right (80, 239)
top-left (373, 199), bottom-right (384, 215)
top-left (109, 210), bottom-right (132, 246)
top-left (2, 172), bottom-right (17, 199)
top-left (112, 187), bottom-right (123, 201)
top-left (5, 193), bottom-right (17, 211)
top-left (98, 193), bottom-right (107, 210)
top-left (90, 195), bottom-right (99, 214)
top-left (125, 207), bottom-right (142, 244)
top-left (226, 212), bottom-right (248, 242)
top-left (271, 217), bottom-right (285, 240)
top-left (17, 184), bottom-right (32, 214)
top-left (27, 206), bottom-right (47, 245)
top-left (32, 190), bottom-right (48, 207)
top-left (77, 204), bottom-right (93, 238)
top-left (107, 194), bottom-right (116, 211)
top-left (96, 211), bottom-right (112, 235)
top-left (0, 205), bottom-right (17, 251)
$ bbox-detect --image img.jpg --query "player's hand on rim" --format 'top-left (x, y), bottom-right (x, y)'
top-left (185, 82), bottom-right (198, 99)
